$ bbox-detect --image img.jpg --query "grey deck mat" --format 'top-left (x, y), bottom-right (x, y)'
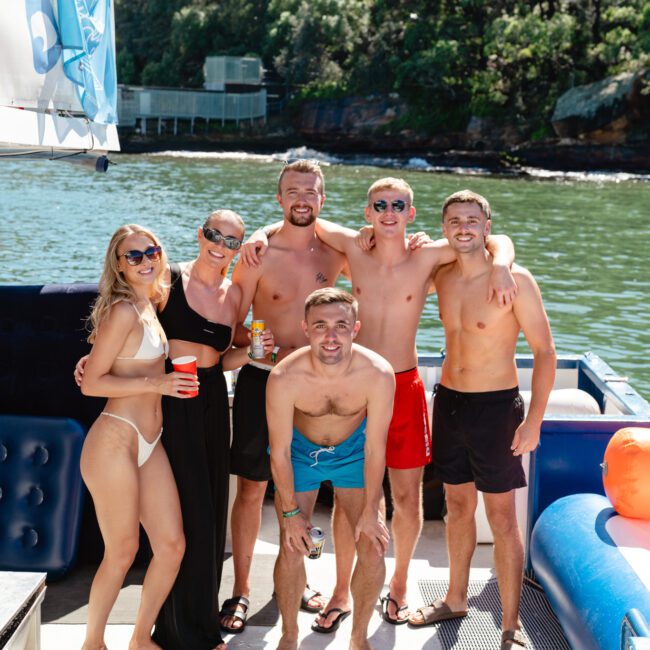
top-left (417, 578), bottom-right (570, 649)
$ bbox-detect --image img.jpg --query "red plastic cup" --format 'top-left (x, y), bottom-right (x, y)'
top-left (171, 355), bottom-right (198, 397)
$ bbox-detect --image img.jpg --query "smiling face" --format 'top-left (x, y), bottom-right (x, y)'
top-left (116, 233), bottom-right (163, 288)
top-left (365, 188), bottom-right (415, 237)
top-left (198, 212), bottom-right (245, 270)
top-left (442, 201), bottom-right (491, 253)
top-left (277, 171), bottom-right (325, 227)
top-left (302, 301), bottom-right (360, 365)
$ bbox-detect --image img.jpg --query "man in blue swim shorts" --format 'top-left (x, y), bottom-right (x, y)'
top-left (267, 288), bottom-right (395, 650)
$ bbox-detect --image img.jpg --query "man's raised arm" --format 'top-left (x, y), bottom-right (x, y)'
top-left (486, 234), bottom-right (517, 306)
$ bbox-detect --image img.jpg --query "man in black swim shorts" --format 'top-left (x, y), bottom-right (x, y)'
top-left (408, 191), bottom-right (556, 650)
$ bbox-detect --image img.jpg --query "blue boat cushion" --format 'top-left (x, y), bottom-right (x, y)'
top-left (0, 415), bottom-right (85, 578)
top-left (0, 283), bottom-right (102, 430)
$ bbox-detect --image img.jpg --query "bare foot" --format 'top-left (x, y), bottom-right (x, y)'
top-left (81, 642), bottom-right (107, 650)
top-left (128, 638), bottom-right (162, 650)
top-left (313, 594), bottom-right (352, 630)
top-left (303, 587), bottom-right (327, 611)
top-left (276, 634), bottom-right (298, 650)
top-left (212, 644), bottom-right (228, 650)
top-left (349, 637), bottom-right (372, 650)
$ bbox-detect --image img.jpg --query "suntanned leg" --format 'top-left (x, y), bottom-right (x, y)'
top-left (336, 488), bottom-right (386, 650)
top-left (443, 482), bottom-right (477, 612)
top-left (314, 494), bottom-right (355, 629)
top-left (80, 427), bottom-right (140, 650)
top-left (274, 490), bottom-right (319, 650)
top-left (131, 444), bottom-right (185, 650)
top-left (222, 476), bottom-right (267, 630)
top-left (385, 467), bottom-right (423, 621)
top-left (410, 481), bottom-right (477, 625)
top-left (483, 490), bottom-right (523, 633)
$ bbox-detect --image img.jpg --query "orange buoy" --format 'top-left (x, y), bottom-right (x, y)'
top-left (602, 427), bottom-right (650, 519)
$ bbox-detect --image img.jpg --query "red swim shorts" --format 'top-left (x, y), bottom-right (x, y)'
top-left (386, 367), bottom-right (432, 469)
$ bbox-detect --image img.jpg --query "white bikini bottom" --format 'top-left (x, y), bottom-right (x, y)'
top-left (100, 412), bottom-right (163, 467)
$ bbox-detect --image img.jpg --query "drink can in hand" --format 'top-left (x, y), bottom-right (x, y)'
top-left (250, 319), bottom-right (265, 359)
top-left (307, 526), bottom-right (325, 559)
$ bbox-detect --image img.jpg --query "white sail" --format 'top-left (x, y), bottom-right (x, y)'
top-left (0, 0), bottom-right (119, 156)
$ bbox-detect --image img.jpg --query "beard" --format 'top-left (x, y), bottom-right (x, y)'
top-left (288, 208), bottom-right (317, 227)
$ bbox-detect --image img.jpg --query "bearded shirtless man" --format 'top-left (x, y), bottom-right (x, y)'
top-left (221, 160), bottom-right (348, 632)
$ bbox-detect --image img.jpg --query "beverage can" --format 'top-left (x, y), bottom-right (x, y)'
top-left (250, 319), bottom-right (265, 358)
top-left (307, 526), bottom-right (325, 559)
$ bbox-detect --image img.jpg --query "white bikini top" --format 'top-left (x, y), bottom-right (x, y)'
top-left (116, 303), bottom-right (169, 360)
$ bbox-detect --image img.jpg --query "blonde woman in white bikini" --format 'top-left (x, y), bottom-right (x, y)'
top-left (80, 224), bottom-right (197, 650)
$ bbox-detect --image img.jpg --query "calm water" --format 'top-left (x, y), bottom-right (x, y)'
top-left (1, 151), bottom-right (648, 399)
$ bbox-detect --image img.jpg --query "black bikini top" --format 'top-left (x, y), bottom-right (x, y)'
top-left (158, 263), bottom-right (232, 353)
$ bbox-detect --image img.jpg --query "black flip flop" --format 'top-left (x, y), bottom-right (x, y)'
top-left (380, 592), bottom-right (409, 625)
top-left (311, 608), bottom-right (351, 634)
top-left (219, 595), bottom-right (250, 634)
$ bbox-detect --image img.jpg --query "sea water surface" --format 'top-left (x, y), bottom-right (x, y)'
top-left (0, 150), bottom-right (648, 399)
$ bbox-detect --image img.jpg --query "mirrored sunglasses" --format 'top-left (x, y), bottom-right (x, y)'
top-left (202, 226), bottom-right (242, 250)
top-left (372, 199), bottom-right (408, 213)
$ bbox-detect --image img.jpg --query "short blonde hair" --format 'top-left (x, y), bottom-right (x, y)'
top-left (304, 288), bottom-right (358, 321)
top-left (367, 177), bottom-right (413, 204)
top-left (277, 159), bottom-right (325, 195)
top-left (87, 224), bottom-right (168, 343)
top-left (442, 190), bottom-right (491, 221)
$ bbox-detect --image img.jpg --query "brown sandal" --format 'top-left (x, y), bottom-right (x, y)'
top-left (501, 629), bottom-right (526, 649)
top-left (408, 598), bottom-right (467, 627)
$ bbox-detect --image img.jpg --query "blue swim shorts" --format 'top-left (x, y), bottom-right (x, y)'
top-left (291, 419), bottom-right (366, 493)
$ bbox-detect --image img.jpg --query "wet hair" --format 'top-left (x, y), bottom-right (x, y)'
top-left (442, 190), bottom-right (491, 221)
top-left (87, 224), bottom-right (168, 343)
top-left (367, 177), bottom-right (414, 204)
top-left (277, 159), bottom-right (325, 195)
top-left (304, 287), bottom-right (358, 321)
top-left (202, 209), bottom-right (245, 276)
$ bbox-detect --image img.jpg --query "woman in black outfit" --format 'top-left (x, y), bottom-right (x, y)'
top-left (153, 209), bottom-right (274, 650)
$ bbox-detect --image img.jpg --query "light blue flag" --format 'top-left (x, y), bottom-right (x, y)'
top-left (59, 0), bottom-right (118, 124)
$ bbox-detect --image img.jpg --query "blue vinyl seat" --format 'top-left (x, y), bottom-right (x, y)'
top-left (0, 415), bottom-right (85, 579)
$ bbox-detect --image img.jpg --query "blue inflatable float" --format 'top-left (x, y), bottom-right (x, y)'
top-left (530, 493), bottom-right (650, 650)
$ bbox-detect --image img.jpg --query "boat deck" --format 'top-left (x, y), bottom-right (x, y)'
top-left (41, 500), bottom-right (499, 649)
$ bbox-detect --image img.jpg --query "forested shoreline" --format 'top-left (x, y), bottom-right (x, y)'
top-left (115, 1), bottom-right (649, 160)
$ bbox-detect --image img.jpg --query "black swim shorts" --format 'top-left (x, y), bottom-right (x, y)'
top-left (230, 363), bottom-right (272, 482)
top-left (431, 384), bottom-right (527, 493)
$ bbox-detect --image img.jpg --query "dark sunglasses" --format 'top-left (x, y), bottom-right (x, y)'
top-left (372, 199), bottom-right (408, 213)
top-left (118, 245), bottom-right (162, 266)
top-left (202, 227), bottom-right (242, 250)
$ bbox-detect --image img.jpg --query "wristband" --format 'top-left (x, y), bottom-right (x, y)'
top-left (271, 346), bottom-right (280, 363)
top-left (282, 507), bottom-right (301, 519)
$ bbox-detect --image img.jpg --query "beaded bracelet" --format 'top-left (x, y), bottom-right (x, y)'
top-left (282, 507), bottom-right (301, 519)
